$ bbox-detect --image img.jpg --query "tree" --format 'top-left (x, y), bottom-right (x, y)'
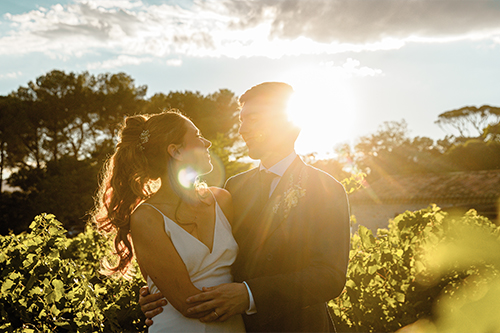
top-left (143, 89), bottom-right (240, 141)
top-left (435, 105), bottom-right (500, 141)
top-left (483, 122), bottom-right (500, 142)
top-left (92, 72), bottom-right (148, 140)
top-left (14, 71), bottom-right (90, 161)
top-left (5, 156), bottom-right (101, 233)
top-left (353, 120), bottom-right (442, 181)
top-left (441, 139), bottom-right (500, 171)
top-left (1, 71), bottom-right (149, 233)
top-left (7, 70), bottom-right (148, 166)
top-left (0, 96), bottom-right (20, 191)
top-left (7, 88), bottom-right (47, 168)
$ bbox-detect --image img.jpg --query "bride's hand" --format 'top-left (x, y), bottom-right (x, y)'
top-left (185, 283), bottom-right (249, 322)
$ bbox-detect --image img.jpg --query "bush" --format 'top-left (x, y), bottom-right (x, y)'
top-left (406, 210), bottom-right (500, 332)
top-left (0, 214), bottom-right (146, 332)
top-left (2, 208), bottom-right (498, 332)
top-left (330, 205), bottom-right (499, 332)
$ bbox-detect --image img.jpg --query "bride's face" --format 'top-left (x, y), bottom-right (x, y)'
top-left (174, 120), bottom-right (213, 176)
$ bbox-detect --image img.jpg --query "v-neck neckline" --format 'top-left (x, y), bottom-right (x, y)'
top-left (146, 202), bottom-right (218, 254)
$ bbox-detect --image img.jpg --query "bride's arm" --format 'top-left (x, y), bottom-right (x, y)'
top-left (130, 206), bottom-right (207, 317)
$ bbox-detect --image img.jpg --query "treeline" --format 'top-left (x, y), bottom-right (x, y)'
top-left (313, 106), bottom-right (500, 183)
top-left (1, 69), bottom-right (500, 234)
top-left (346, 111), bottom-right (500, 181)
top-left (0, 70), bottom-right (250, 234)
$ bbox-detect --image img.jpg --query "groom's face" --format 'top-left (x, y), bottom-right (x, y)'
top-left (238, 99), bottom-right (292, 160)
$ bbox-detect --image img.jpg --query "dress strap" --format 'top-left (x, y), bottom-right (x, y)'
top-left (140, 203), bottom-right (167, 218)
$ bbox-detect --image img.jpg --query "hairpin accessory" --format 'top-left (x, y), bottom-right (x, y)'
top-left (139, 130), bottom-right (150, 150)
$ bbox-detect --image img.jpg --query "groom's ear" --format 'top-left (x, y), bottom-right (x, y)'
top-left (167, 143), bottom-right (183, 161)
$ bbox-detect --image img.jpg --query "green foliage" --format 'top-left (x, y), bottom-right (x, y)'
top-left (330, 205), bottom-right (499, 332)
top-left (405, 211), bottom-right (500, 332)
top-left (0, 214), bottom-right (147, 332)
top-left (2, 207), bottom-right (499, 332)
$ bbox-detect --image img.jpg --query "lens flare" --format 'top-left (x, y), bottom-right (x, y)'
top-left (177, 166), bottom-right (199, 189)
top-left (198, 153), bottom-right (226, 187)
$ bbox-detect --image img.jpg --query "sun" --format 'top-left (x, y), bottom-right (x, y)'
top-left (283, 67), bottom-right (358, 159)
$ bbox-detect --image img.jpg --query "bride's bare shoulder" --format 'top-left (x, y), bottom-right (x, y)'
top-left (209, 187), bottom-right (233, 222)
top-left (130, 204), bottom-right (164, 230)
top-left (209, 186), bottom-right (232, 203)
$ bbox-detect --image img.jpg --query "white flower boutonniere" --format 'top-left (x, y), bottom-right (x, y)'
top-left (273, 169), bottom-right (308, 219)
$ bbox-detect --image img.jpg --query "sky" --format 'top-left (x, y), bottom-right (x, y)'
top-left (1, 0), bottom-right (500, 158)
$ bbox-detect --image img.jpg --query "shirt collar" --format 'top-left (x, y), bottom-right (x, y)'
top-left (259, 151), bottom-right (297, 177)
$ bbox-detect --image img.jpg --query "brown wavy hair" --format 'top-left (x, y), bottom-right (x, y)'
top-left (92, 110), bottom-right (189, 276)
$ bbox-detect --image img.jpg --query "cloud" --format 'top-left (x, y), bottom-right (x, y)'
top-left (166, 58), bottom-right (182, 66)
top-left (87, 55), bottom-right (152, 69)
top-left (320, 58), bottom-right (384, 78)
top-left (0, 0), bottom-right (499, 62)
top-left (222, 0), bottom-right (500, 44)
top-left (0, 71), bottom-right (22, 79)
top-left (0, 0), bottom-right (223, 58)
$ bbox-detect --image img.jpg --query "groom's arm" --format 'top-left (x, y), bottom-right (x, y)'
top-left (139, 286), bottom-right (167, 326)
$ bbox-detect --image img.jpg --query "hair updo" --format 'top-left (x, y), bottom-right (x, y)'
top-left (93, 110), bottom-right (189, 276)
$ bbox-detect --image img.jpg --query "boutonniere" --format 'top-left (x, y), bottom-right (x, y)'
top-left (273, 169), bottom-right (308, 219)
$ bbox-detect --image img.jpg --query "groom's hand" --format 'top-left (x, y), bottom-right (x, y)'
top-left (185, 283), bottom-right (249, 322)
top-left (139, 286), bottom-right (167, 326)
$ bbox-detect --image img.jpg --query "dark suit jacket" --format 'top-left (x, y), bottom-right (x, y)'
top-left (225, 156), bottom-right (350, 332)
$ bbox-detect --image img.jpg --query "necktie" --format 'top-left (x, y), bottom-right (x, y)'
top-left (260, 170), bottom-right (276, 200)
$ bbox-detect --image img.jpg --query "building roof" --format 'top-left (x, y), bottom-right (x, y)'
top-left (349, 169), bottom-right (500, 204)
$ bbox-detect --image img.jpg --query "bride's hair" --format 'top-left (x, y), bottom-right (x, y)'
top-left (92, 110), bottom-right (189, 276)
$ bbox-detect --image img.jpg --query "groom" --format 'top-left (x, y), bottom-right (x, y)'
top-left (140, 82), bottom-right (350, 332)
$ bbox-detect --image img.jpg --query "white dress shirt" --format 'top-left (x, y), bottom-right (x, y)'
top-left (244, 151), bottom-right (298, 314)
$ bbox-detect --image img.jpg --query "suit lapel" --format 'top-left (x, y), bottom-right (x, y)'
top-left (231, 168), bottom-right (266, 255)
top-left (246, 157), bottom-right (307, 252)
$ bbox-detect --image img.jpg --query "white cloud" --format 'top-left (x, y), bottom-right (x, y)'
top-left (87, 55), bottom-right (152, 69)
top-left (0, 71), bottom-right (22, 79)
top-left (341, 58), bottom-right (383, 77)
top-left (78, 0), bottom-right (145, 10)
top-left (0, 0), bottom-right (499, 62)
top-left (166, 58), bottom-right (182, 66)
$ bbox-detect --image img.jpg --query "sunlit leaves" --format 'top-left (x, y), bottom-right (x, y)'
top-left (0, 213), bottom-right (147, 332)
top-left (407, 213), bottom-right (500, 333)
top-left (330, 205), bottom-right (499, 332)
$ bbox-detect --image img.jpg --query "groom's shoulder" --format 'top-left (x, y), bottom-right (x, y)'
top-left (303, 163), bottom-right (346, 192)
top-left (226, 168), bottom-right (257, 183)
top-left (224, 168), bottom-right (258, 195)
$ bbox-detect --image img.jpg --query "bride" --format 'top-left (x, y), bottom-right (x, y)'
top-left (93, 110), bottom-right (245, 332)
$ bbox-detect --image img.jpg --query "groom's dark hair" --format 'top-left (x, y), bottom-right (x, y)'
top-left (239, 82), bottom-right (294, 111)
top-left (239, 82), bottom-right (300, 142)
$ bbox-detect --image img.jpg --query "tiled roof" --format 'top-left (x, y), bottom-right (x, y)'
top-left (349, 170), bottom-right (500, 204)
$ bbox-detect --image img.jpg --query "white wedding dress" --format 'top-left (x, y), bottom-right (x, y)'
top-left (142, 202), bottom-right (246, 332)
